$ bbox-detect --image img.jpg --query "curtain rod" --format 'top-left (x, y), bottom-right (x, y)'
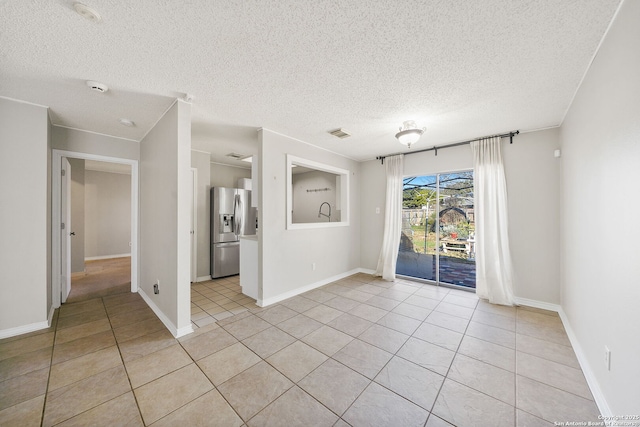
top-left (376, 130), bottom-right (520, 164)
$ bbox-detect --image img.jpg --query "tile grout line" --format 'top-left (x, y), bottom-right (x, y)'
top-left (512, 307), bottom-right (590, 424)
top-left (419, 293), bottom-right (565, 423)
top-left (42, 297), bottom-right (123, 426)
top-left (333, 292), bottom-right (439, 424)
top-left (39, 308), bottom-right (58, 427)
top-left (239, 280), bottom-right (386, 424)
top-left (235, 308), bottom-right (354, 423)
top-left (104, 295), bottom-right (148, 426)
top-left (306, 282), bottom-right (445, 424)
top-left (515, 329), bottom-right (519, 426)
top-left (177, 316), bottom-right (256, 425)
top-left (227, 280), bottom-right (588, 425)
top-left (422, 288), bottom-right (469, 425)
top-left (212, 280), bottom-right (415, 424)
top-left (29, 274), bottom-right (589, 426)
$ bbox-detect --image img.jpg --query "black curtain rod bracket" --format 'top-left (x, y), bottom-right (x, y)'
top-left (509, 130), bottom-right (520, 143)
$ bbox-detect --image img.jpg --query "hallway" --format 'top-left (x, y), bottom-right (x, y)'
top-left (67, 257), bottom-right (131, 303)
top-left (0, 274), bottom-right (600, 426)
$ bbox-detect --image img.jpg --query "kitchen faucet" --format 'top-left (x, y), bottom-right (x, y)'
top-left (318, 202), bottom-right (331, 221)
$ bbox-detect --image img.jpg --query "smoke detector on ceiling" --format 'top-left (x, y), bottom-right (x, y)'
top-left (86, 80), bottom-right (108, 93)
top-left (118, 118), bottom-right (135, 127)
top-left (73, 2), bottom-right (102, 23)
top-left (329, 128), bottom-right (351, 139)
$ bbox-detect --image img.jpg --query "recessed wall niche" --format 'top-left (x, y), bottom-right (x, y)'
top-left (286, 155), bottom-right (349, 229)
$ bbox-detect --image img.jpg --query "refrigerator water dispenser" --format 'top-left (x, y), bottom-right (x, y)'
top-left (220, 214), bottom-right (234, 233)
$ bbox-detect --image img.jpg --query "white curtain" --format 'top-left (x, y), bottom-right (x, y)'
top-left (375, 154), bottom-right (404, 281)
top-left (471, 137), bottom-right (515, 305)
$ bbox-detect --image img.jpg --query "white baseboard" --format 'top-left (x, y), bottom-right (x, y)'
top-left (357, 268), bottom-right (376, 275)
top-left (138, 288), bottom-right (193, 339)
top-left (195, 275), bottom-right (212, 282)
top-left (175, 324), bottom-right (194, 338)
top-left (513, 296), bottom-right (561, 312)
top-left (48, 305), bottom-right (56, 326)
top-left (0, 318), bottom-right (50, 339)
top-left (513, 296), bottom-right (611, 417)
top-left (258, 268), bottom-right (362, 307)
top-left (85, 253), bottom-right (131, 261)
top-left (557, 307), bottom-right (611, 417)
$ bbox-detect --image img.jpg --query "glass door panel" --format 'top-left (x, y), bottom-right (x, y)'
top-left (396, 171), bottom-right (476, 289)
top-left (397, 175), bottom-right (437, 280)
top-left (437, 172), bottom-right (475, 288)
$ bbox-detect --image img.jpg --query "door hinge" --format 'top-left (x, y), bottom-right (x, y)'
top-left (61, 169), bottom-right (66, 176)
top-left (61, 222), bottom-right (65, 230)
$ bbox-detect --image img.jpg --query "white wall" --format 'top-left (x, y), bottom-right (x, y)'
top-left (404, 144), bottom-right (473, 177)
top-left (51, 126), bottom-right (139, 160)
top-left (69, 158), bottom-right (85, 272)
top-left (292, 170), bottom-right (339, 223)
top-left (84, 169), bottom-right (131, 258)
top-left (503, 128), bottom-right (561, 303)
top-left (46, 112), bottom-right (52, 319)
top-left (359, 131), bottom-right (562, 304)
top-left (258, 129), bottom-right (361, 303)
top-left (559, 0), bottom-right (640, 414)
top-left (139, 100), bottom-right (192, 336)
top-left (210, 162), bottom-right (251, 188)
top-left (0, 97), bottom-right (50, 334)
top-left (359, 159), bottom-right (388, 272)
top-left (191, 150), bottom-right (211, 279)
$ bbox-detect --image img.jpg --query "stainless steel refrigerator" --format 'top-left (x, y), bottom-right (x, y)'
top-left (210, 187), bottom-right (256, 278)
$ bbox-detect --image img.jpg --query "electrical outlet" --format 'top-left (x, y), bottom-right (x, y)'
top-left (604, 346), bottom-right (611, 370)
top-left (153, 281), bottom-right (159, 295)
top-left (375, 207), bottom-right (380, 214)
top-left (312, 263), bottom-right (316, 271)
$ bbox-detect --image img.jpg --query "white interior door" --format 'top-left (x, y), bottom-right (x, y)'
top-left (190, 168), bottom-right (198, 282)
top-left (61, 158), bottom-right (72, 303)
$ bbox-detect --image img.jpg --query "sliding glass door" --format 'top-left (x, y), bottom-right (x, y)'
top-left (437, 172), bottom-right (475, 287)
top-left (396, 171), bottom-right (476, 289)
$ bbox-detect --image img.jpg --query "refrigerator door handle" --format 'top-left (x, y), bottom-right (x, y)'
top-left (234, 194), bottom-right (242, 236)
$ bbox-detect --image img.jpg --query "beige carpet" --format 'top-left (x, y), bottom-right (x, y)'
top-left (67, 257), bottom-right (131, 303)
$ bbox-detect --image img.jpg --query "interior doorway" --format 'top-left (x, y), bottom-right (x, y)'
top-left (65, 159), bottom-right (133, 302)
top-left (396, 171), bottom-right (476, 289)
top-left (52, 149), bottom-right (139, 309)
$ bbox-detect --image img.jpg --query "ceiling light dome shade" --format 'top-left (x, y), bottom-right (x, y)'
top-left (395, 120), bottom-right (425, 149)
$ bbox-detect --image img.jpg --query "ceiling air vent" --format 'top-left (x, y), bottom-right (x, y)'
top-left (329, 128), bottom-right (351, 139)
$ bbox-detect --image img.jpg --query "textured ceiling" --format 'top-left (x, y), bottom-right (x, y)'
top-left (0, 0), bottom-right (621, 164)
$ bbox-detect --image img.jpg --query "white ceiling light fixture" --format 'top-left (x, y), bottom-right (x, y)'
top-left (86, 80), bottom-right (108, 93)
top-left (395, 120), bottom-right (426, 149)
top-left (73, 2), bottom-right (102, 23)
top-left (118, 118), bottom-right (135, 127)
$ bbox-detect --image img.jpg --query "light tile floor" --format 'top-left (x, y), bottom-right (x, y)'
top-left (0, 273), bottom-right (602, 426)
top-left (190, 276), bottom-right (258, 328)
